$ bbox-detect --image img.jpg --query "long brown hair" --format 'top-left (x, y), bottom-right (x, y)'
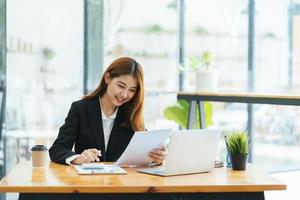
top-left (84, 57), bottom-right (145, 131)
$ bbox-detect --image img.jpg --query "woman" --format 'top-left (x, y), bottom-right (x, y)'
top-left (49, 57), bottom-right (167, 165)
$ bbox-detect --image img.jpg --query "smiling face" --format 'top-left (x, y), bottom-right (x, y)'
top-left (105, 73), bottom-right (138, 107)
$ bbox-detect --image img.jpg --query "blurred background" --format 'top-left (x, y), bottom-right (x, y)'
top-left (1, 0), bottom-right (300, 199)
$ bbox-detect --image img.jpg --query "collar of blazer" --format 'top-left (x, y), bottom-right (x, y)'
top-left (85, 97), bottom-right (128, 161)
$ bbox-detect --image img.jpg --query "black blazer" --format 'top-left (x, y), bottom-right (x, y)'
top-left (49, 97), bottom-right (134, 165)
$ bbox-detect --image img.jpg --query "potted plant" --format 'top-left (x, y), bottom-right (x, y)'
top-left (189, 51), bottom-right (218, 92)
top-left (225, 131), bottom-right (249, 170)
top-left (165, 51), bottom-right (216, 128)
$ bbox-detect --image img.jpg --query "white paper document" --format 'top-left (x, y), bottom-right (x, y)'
top-left (115, 129), bottom-right (171, 166)
top-left (74, 164), bottom-right (126, 175)
top-left (81, 162), bottom-right (105, 169)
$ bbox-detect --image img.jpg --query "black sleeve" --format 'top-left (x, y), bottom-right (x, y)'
top-left (49, 102), bottom-right (80, 164)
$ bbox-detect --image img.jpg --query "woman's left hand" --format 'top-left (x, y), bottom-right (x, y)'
top-left (149, 144), bottom-right (168, 165)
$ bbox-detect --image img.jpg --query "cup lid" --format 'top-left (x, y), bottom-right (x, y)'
top-left (31, 145), bottom-right (48, 151)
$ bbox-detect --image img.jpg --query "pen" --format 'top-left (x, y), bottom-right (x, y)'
top-left (120, 165), bottom-right (130, 168)
top-left (119, 164), bottom-right (137, 168)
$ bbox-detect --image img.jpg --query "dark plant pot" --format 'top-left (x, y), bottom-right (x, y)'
top-left (231, 154), bottom-right (248, 170)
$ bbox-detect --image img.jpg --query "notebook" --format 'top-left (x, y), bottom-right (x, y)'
top-left (74, 163), bottom-right (126, 175)
top-left (137, 129), bottom-right (220, 176)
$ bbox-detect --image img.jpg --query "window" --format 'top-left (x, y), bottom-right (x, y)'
top-left (184, 0), bottom-right (248, 91)
top-left (103, 0), bottom-right (178, 129)
top-left (5, 0), bottom-right (84, 175)
top-left (6, 0), bottom-right (84, 130)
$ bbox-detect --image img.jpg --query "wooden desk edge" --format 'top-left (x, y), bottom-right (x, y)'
top-left (0, 162), bottom-right (287, 193)
top-left (0, 184), bottom-right (286, 193)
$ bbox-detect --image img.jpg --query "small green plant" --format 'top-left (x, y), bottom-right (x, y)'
top-left (145, 24), bottom-right (165, 34)
top-left (42, 47), bottom-right (56, 60)
top-left (189, 51), bottom-right (216, 72)
top-left (178, 51), bottom-right (216, 73)
top-left (163, 100), bottom-right (213, 129)
top-left (226, 131), bottom-right (249, 155)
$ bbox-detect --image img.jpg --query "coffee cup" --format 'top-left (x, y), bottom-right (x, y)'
top-left (31, 145), bottom-right (48, 167)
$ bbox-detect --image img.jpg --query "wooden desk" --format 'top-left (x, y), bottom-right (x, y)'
top-left (0, 161), bottom-right (286, 200)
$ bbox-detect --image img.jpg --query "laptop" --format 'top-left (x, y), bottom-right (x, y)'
top-left (137, 129), bottom-right (220, 176)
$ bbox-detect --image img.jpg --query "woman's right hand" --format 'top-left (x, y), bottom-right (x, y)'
top-left (71, 148), bottom-right (101, 165)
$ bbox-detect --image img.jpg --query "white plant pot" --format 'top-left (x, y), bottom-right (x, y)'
top-left (195, 70), bottom-right (218, 92)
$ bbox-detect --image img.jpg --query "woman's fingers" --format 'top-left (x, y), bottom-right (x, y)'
top-left (79, 154), bottom-right (89, 163)
top-left (151, 149), bottom-right (167, 157)
top-left (149, 154), bottom-right (163, 163)
top-left (81, 151), bottom-right (94, 162)
top-left (89, 149), bottom-right (102, 157)
top-left (72, 154), bottom-right (88, 165)
top-left (82, 149), bottom-right (101, 162)
top-left (150, 151), bottom-right (167, 159)
top-left (71, 149), bottom-right (101, 165)
top-left (149, 148), bottom-right (168, 164)
top-left (149, 154), bottom-right (164, 164)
